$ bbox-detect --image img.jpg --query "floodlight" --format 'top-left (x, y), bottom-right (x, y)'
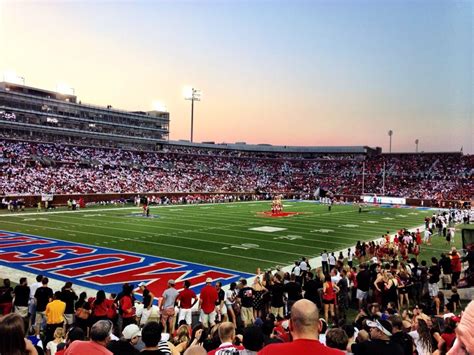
top-left (56, 83), bottom-right (75, 95)
top-left (152, 100), bottom-right (167, 112)
top-left (3, 71), bottom-right (25, 85)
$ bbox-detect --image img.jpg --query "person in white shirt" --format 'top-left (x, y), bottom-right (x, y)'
top-left (321, 251), bottom-right (329, 275)
top-left (423, 229), bottom-right (432, 245)
top-left (328, 253), bottom-right (336, 271)
top-left (29, 274), bottom-right (43, 330)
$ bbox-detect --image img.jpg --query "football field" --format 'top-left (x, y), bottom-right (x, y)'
top-left (0, 201), bottom-right (450, 274)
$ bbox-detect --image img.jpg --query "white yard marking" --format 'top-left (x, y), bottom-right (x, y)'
top-left (364, 221), bottom-right (379, 224)
top-left (168, 209), bottom-right (183, 212)
top-left (274, 235), bottom-right (303, 240)
top-left (408, 212), bottom-right (419, 215)
top-left (310, 229), bottom-right (335, 233)
top-left (383, 217), bottom-right (395, 220)
top-left (249, 226), bottom-right (287, 233)
top-left (397, 214), bottom-right (407, 218)
top-left (22, 218), bottom-right (49, 221)
top-left (223, 243), bottom-right (260, 250)
top-left (339, 224), bottom-right (359, 228)
top-left (82, 214), bottom-right (105, 217)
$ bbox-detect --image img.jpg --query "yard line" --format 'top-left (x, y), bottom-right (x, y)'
top-left (52, 213), bottom-right (347, 249)
top-left (8, 216), bottom-right (307, 258)
top-left (0, 219), bottom-right (283, 265)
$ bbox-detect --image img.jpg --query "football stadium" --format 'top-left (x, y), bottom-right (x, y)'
top-left (0, 1), bottom-right (473, 355)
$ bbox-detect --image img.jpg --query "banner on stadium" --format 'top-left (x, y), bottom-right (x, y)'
top-left (41, 194), bottom-right (54, 202)
top-left (362, 195), bottom-right (406, 205)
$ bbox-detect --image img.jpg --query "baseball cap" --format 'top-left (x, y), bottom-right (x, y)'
top-left (366, 319), bottom-right (392, 336)
top-left (206, 277), bottom-right (212, 283)
top-left (138, 282), bottom-right (146, 287)
top-left (168, 279), bottom-right (175, 285)
top-left (122, 324), bottom-right (141, 339)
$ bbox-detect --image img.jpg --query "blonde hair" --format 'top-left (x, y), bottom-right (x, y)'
top-left (54, 327), bottom-right (64, 340)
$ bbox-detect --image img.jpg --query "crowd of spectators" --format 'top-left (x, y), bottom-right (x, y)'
top-left (0, 139), bottom-right (472, 200)
top-left (1, 212), bottom-right (473, 354)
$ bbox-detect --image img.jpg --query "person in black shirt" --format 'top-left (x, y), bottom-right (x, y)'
top-left (439, 253), bottom-right (452, 289)
top-left (61, 281), bottom-right (78, 330)
top-left (389, 315), bottom-right (414, 355)
top-left (284, 274), bottom-right (302, 314)
top-left (268, 274), bottom-right (285, 319)
top-left (428, 257), bottom-right (441, 298)
top-left (34, 277), bottom-right (53, 336)
top-left (352, 319), bottom-right (404, 355)
top-left (356, 264), bottom-right (371, 309)
top-left (237, 279), bottom-right (255, 327)
top-left (13, 277), bottom-right (30, 320)
top-left (303, 272), bottom-right (322, 309)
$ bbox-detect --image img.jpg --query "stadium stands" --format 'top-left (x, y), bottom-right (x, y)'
top-left (0, 138), bottom-right (472, 201)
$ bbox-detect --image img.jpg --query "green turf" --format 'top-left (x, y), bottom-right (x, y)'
top-left (0, 201), bottom-right (462, 273)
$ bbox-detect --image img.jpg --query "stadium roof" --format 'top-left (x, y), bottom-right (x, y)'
top-left (168, 140), bottom-right (378, 154)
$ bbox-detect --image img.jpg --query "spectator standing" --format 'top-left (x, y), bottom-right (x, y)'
top-left (269, 274), bottom-right (285, 319)
top-left (176, 280), bottom-right (197, 326)
top-left (450, 248), bottom-right (462, 286)
top-left (34, 277), bottom-right (53, 337)
top-left (60, 282), bottom-right (77, 330)
top-left (13, 277), bottom-right (30, 320)
top-left (160, 279), bottom-right (179, 333)
top-left (356, 264), bottom-right (370, 309)
top-left (45, 291), bottom-right (66, 344)
top-left (0, 278), bottom-right (14, 315)
top-left (321, 251), bottom-right (329, 275)
top-left (238, 279), bottom-right (255, 327)
top-left (199, 278), bottom-right (219, 328)
top-left (119, 285), bottom-right (136, 329)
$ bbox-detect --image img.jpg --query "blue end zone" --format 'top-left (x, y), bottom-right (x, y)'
top-left (0, 230), bottom-right (252, 297)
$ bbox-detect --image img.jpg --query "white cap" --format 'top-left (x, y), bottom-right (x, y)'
top-left (138, 282), bottom-right (146, 287)
top-left (206, 277), bottom-right (212, 283)
top-left (122, 324), bottom-right (141, 339)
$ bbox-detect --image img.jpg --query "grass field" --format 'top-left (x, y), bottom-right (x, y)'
top-left (0, 201), bottom-right (462, 274)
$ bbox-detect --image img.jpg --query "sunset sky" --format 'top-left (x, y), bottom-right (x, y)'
top-left (0, 0), bottom-right (472, 153)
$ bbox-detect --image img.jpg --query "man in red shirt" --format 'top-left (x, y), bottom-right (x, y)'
top-left (198, 277), bottom-right (218, 328)
top-left (258, 299), bottom-right (343, 355)
top-left (176, 280), bottom-right (197, 325)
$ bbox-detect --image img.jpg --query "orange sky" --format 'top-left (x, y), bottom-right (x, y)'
top-left (0, 1), bottom-right (471, 153)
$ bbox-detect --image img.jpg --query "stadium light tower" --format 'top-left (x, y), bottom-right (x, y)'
top-left (388, 130), bottom-right (393, 153)
top-left (183, 86), bottom-right (201, 142)
top-left (415, 139), bottom-right (419, 153)
top-left (3, 71), bottom-right (25, 85)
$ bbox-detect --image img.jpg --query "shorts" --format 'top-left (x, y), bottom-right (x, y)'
top-left (441, 274), bottom-right (452, 285)
top-left (161, 307), bottom-right (175, 323)
top-left (199, 309), bottom-right (216, 327)
top-left (178, 308), bottom-right (193, 325)
top-left (14, 306), bottom-right (29, 318)
top-left (270, 306), bottom-right (284, 318)
top-left (240, 306), bottom-right (254, 325)
top-left (323, 298), bottom-right (335, 305)
top-left (35, 311), bottom-right (46, 328)
top-left (64, 314), bottom-right (74, 325)
top-left (428, 283), bottom-right (439, 297)
top-left (356, 289), bottom-right (368, 301)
